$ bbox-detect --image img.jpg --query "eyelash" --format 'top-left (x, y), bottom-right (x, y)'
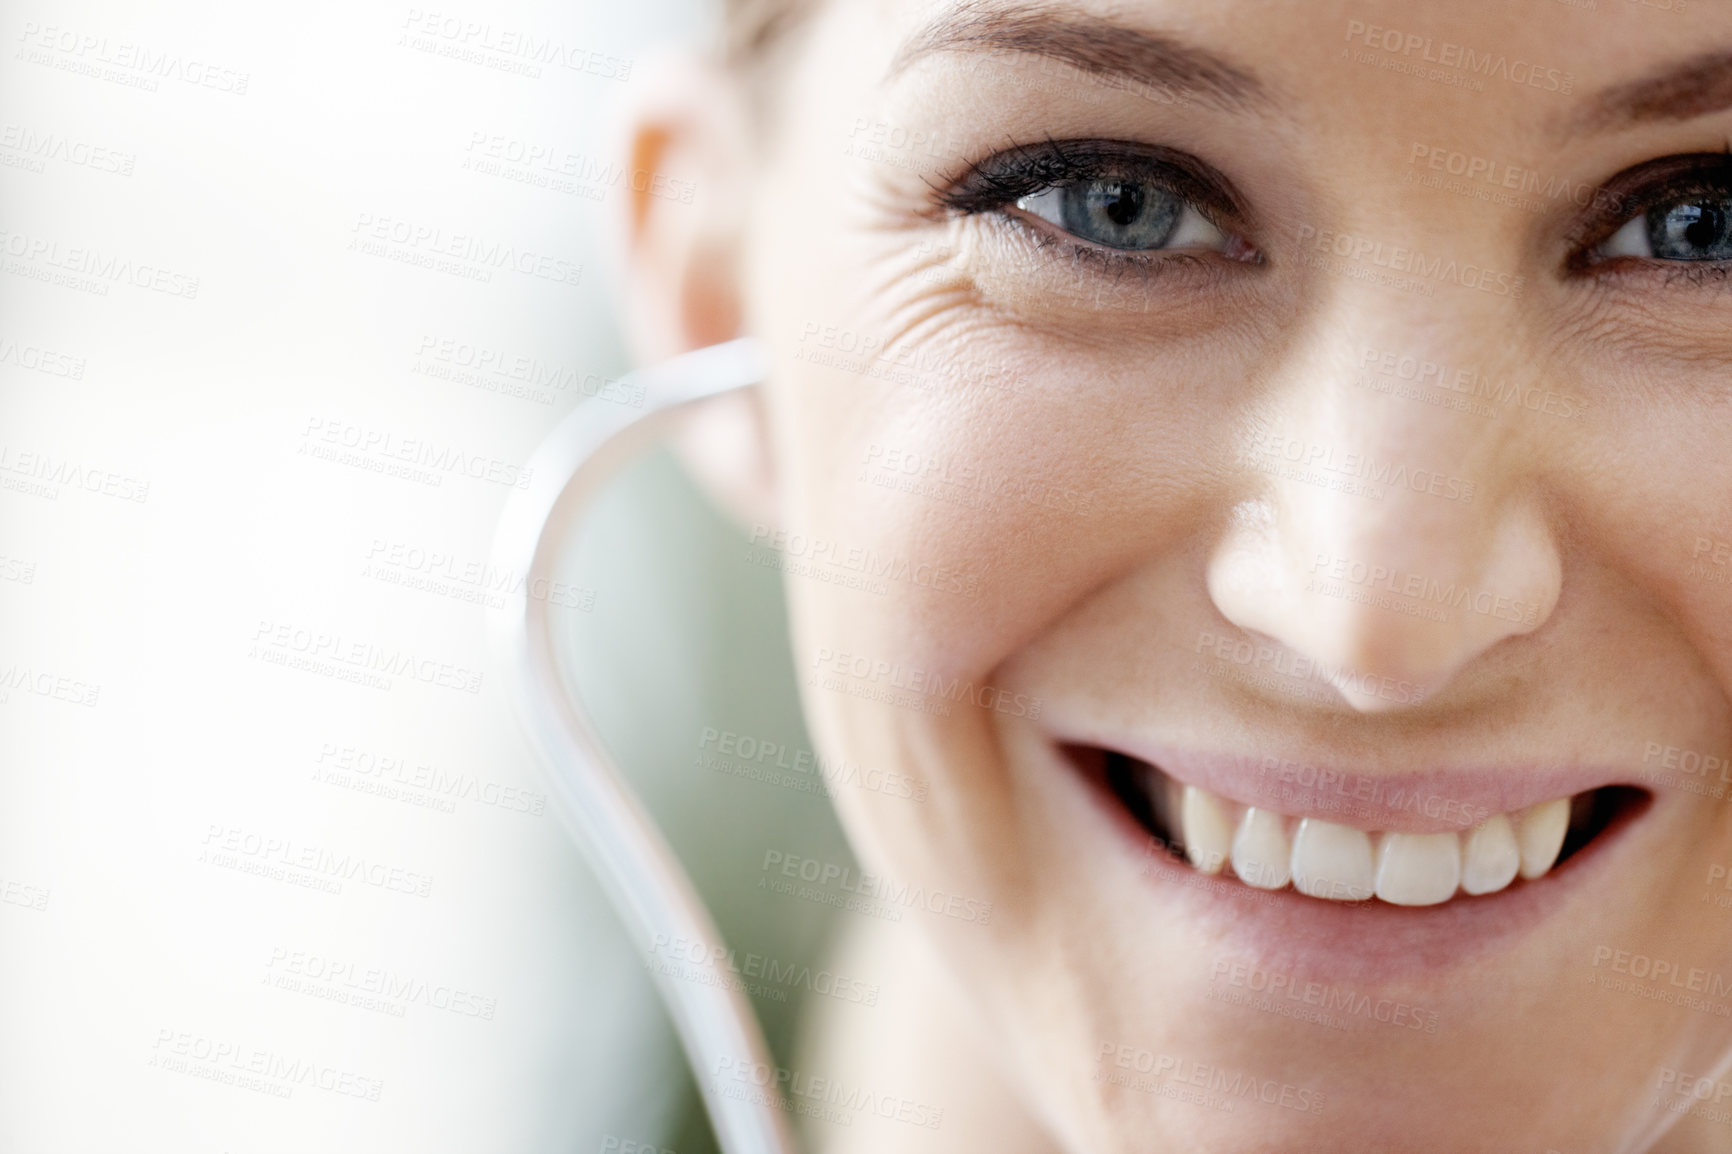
top-left (939, 140), bottom-right (1732, 287)
top-left (1568, 153), bottom-right (1732, 274)
top-left (934, 139), bottom-right (1252, 281)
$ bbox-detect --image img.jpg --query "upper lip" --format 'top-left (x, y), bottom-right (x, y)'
top-left (1075, 738), bottom-right (1642, 834)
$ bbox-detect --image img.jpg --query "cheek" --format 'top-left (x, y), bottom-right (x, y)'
top-left (763, 326), bottom-right (1231, 697)
top-left (759, 331), bottom-right (1242, 905)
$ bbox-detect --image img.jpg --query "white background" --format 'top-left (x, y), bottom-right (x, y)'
top-left (0, 1), bottom-right (850, 1150)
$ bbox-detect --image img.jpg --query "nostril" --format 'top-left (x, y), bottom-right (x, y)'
top-left (1205, 488), bottom-right (1564, 712)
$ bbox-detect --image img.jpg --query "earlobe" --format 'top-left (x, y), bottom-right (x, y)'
top-left (616, 49), bottom-right (779, 529)
top-left (668, 387), bottom-right (781, 531)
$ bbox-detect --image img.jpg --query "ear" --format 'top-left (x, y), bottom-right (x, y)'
top-left (617, 50), bottom-right (779, 531)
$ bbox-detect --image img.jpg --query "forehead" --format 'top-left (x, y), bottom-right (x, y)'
top-left (868, 0), bottom-right (1732, 149)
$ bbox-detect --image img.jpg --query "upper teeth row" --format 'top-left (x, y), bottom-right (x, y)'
top-left (1170, 779), bottom-right (1572, 906)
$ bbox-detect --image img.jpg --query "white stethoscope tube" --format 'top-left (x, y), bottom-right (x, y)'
top-left (489, 338), bottom-right (795, 1154)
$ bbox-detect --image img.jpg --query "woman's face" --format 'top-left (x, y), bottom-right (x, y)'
top-left (728, 0), bottom-right (1732, 1148)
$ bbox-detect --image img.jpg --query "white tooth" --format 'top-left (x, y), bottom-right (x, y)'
top-left (1460, 814), bottom-right (1521, 895)
top-left (1231, 808), bottom-right (1291, 890)
top-left (1517, 797), bottom-right (1571, 880)
top-left (1181, 785), bottom-right (1233, 875)
top-left (1375, 832), bottom-right (1462, 906)
top-left (1290, 819), bottom-right (1375, 901)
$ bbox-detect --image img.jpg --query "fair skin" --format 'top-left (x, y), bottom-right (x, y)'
top-left (626, 1), bottom-right (1732, 1150)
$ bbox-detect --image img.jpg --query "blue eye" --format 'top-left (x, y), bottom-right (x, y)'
top-left (1600, 197), bottom-right (1732, 262)
top-left (1016, 179), bottom-right (1231, 252)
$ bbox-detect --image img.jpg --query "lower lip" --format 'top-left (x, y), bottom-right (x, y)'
top-left (1063, 743), bottom-right (1650, 986)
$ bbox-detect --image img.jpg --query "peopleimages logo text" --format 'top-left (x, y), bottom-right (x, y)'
top-left (1344, 20), bottom-right (1573, 93)
top-left (761, 850), bottom-right (993, 925)
top-left (810, 647), bottom-right (1042, 718)
top-left (1295, 224), bottom-right (1524, 297)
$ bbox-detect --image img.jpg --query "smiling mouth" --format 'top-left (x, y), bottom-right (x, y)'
top-left (1073, 747), bottom-right (1648, 907)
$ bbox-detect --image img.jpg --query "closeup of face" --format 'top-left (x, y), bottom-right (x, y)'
top-left (629, 1), bottom-right (1732, 1149)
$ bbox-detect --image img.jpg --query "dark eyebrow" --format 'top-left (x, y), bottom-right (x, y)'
top-left (887, 1), bottom-right (1271, 114)
top-left (1563, 49), bottom-right (1732, 137)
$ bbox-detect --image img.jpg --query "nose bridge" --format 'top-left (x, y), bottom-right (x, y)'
top-left (1208, 289), bottom-right (1562, 712)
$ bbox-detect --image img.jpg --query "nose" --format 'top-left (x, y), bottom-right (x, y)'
top-left (1205, 303), bottom-right (1563, 713)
